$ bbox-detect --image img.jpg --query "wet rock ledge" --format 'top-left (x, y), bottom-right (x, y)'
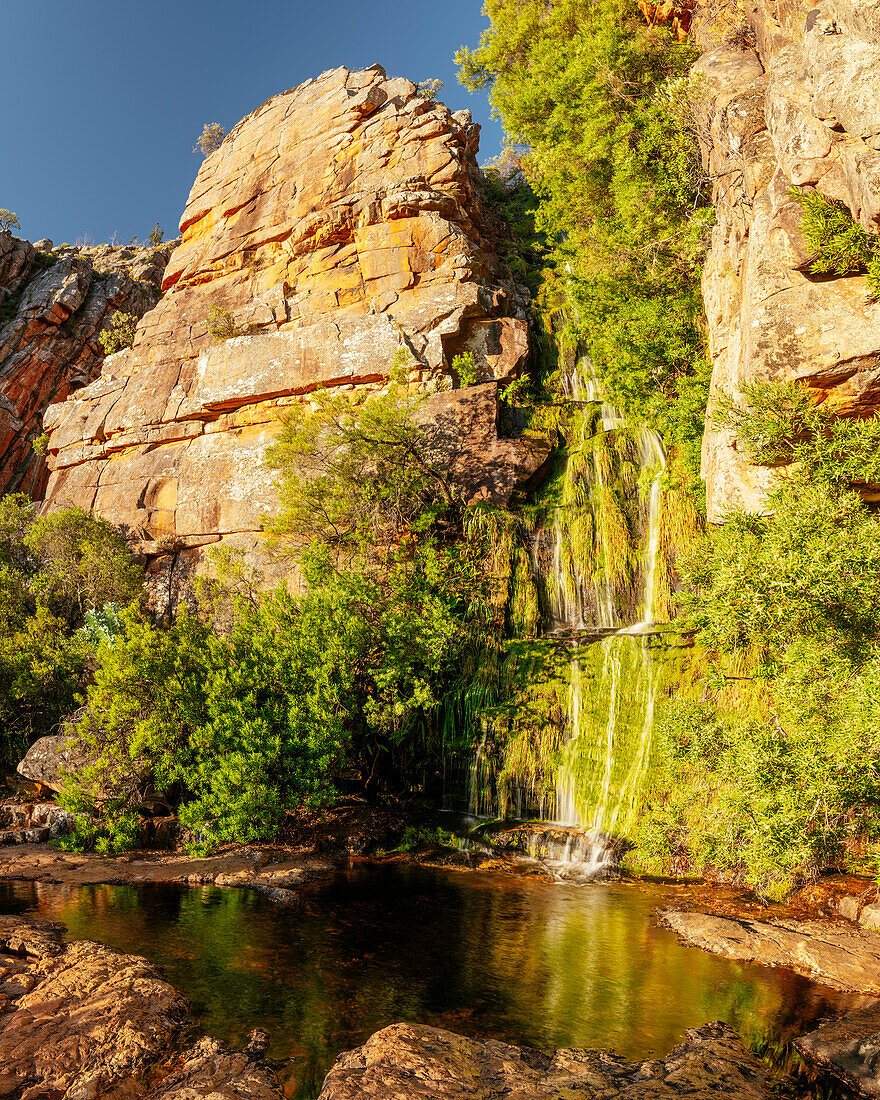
top-left (0, 917), bottom-right (281, 1100)
top-left (316, 1021), bottom-right (773, 1099)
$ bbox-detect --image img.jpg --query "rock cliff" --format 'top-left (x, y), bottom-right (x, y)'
top-left (40, 65), bottom-right (547, 591)
top-left (694, 0), bottom-right (880, 520)
top-left (0, 234), bottom-right (172, 499)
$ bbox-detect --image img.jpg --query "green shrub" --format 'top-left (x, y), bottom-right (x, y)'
top-left (194, 123), bottom-right (226, 156)
top-left (148, 222), bottom-right (164, 247)
top-left (790, 187), bottom-right (880, 297)
top-left (451, 351), bottom-right (479, 387)
top-left (98, 311), bottom-right (137, 355)
top-left (0, 210), bottom-right (20, 233)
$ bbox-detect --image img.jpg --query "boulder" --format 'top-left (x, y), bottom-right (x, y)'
top-left (39, 66), bottom-right (544, 598)
top-left (0, 917), bottom-right (187, 1099)
top-left (316, 1021), bottom-right (773, 1099)
top-left (0, 918), bottom-right (282, 1100)
top-left (148, 1036), bottom-right (283, 1100)
top-left (15, 734), bottom-right (93, 794)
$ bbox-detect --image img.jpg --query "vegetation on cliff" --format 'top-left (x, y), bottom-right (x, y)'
top-left (458, 0), bottom-right (713, 473)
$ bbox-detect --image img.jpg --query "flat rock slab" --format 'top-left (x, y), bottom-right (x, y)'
top-left (796, 1002), bottom-right (880, 1096)
top-left (317, 1020), bottom-right (772, 1099)
top-left (661, 909), bottom-right (880, 993)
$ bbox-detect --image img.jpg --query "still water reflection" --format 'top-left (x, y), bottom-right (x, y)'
top-left (0, 866), bottom-right (864, 1098)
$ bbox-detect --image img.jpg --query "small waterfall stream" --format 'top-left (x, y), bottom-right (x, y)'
top-left (455, 356), bottom-right (669, 881)
top-left (547, 365), bottom-right (666, 875)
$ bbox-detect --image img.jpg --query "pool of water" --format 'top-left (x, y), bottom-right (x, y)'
top-left (0, 865), bottom-right (866, 1098)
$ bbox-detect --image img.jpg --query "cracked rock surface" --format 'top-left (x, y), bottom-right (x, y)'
top-left (316, 1020), bottom-right (773, 1099)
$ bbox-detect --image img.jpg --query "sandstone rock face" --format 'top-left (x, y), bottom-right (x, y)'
top-left (317, 1021), bottom-right (772, 1099)
top-left (0, 917), bottom-right (187, 1098)
top-left (694, 0), bottom-right (880, 520)
top-left (0, 233), bottom-right (172, 500)
top-left (796, 1001), bottom-right (880, 1096)
top-left (0, 917), bottom-right (283, 1100)
top-left (660, 909), bottom-right (880, 993)
top-left (40, 66), bottom-right (539, 587)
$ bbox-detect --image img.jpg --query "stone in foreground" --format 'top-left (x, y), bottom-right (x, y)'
top-left (796, 1002), bottom-right (880, 1097)
top-left (316, 1021), bottom-right (772, 1099)
top-left (0, 917), bottom-right (283, 1100)
top-left (661, 909), bottom-right (880, 994)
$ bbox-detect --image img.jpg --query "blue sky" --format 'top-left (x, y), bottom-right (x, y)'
top-left (3, 1), bottom-right (501, 247)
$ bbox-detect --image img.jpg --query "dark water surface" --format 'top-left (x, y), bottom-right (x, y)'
top-left (0, 865), bottom-right (864, 1097)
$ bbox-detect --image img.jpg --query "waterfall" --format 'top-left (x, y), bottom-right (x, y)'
top-left (547, 361), bottom-right (667, 863)
top-left (449, 353), bottom-right (670, 881)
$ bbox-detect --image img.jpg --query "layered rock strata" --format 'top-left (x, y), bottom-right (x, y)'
top-left (0, 233), bottom-right (172, 499)
top-left (41, 65), bottom-right (546, 585)
top-left (0, 917), bottom-right (282, 1100)
top-left (316, 1020), bottom-right (773, 1099)
top-left (694, 0), bottom-right (880, 519)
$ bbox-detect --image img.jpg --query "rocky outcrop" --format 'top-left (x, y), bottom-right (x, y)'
top-left (660, 909), bottom-right (880, 993)
top-left (0, 916), bottom-right (187, 1097)
top-left (317, 1020), bottom-right (773, 1099)
top-left (796, 1001), bottom-right (880, 1096)
top-left (40, 66), bottom-right (544, 591)
top-left (0, 917), bottom-right (282, 1100)
top-left (694, 0), bottom-right (880, 519)
top-left (0, 233), bottom-right (172, 500)
top-left (16, 733), bottom-right (94, 794)
top-left (148, 1036), bottom-right (282, 1100)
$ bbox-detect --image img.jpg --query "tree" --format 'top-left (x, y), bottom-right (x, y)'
top-left (0, 495), bottom-right (143, 772)
top-left (457, 0), bottom-right (713, 475)
top-left (264, 354), bottom-right (460, 552)
top-left (148, 222), bottom-right (164, 247)
top-left (0, 210), bottom-right (20, 233)
top-left (194, 123), bottom-right (226, 156)
top-left (417, 78), bottom-right (444, 101)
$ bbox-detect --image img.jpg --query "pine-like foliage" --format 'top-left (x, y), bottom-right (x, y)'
top-left (790, 187), bottom-right (880, 296)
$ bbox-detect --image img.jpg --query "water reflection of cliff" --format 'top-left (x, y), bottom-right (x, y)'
top-left (2, 868), bottom-right (864, 1099)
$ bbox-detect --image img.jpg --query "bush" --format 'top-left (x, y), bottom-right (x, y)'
top-left (148, 222), bottom-right (164, 247)
top-left (194, 123), bottom-right (226, 156)
top-left (0, 210), bottom-right (20, 233)
top-left (98, 311), bottom-right (137, 356)
top-left (0, 495), bottom-right (142, 771)
top-left (790, 188), bottom-right (879, 294)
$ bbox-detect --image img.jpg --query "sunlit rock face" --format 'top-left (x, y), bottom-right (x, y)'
top-left (694, 0), bottom-right (880, 521)
top-left (41, 65), bottom-right (541, 597)
top-left (0, 233), bottom-right (170, 499)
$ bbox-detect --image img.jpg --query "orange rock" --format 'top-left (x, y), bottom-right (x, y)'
top-left (41, 66), bottom-right (541, 595)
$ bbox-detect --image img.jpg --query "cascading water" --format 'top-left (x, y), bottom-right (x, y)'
top-left (543, 359), bottom-right (667, 874)
top-left (449, 354), bottom-right (671, 881)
